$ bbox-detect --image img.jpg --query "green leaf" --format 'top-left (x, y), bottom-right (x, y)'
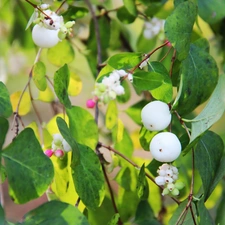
top-left (189, 74), bottom-right (225, 142)
top-left (116, 167), bottom-right (132, 191)
top-left (169, 200), bottom-right (197, 225)
top-left (136, 164), bottom-right (149, 200)
top-left (164, 0), bottom-right (197, 60)
top-left (25, 10), bottom-right (37, 30)
top-left (32, 61), bottom-right (47, 91)
top-left (173, 39), bottom-right (218, 115)
top-left (0, 82), bottom-right (13, 118)
top-left (62, 6), bottom-right (89, 20)
top-left (107, 214), bottom-right (120, 225)
top-left (123, 0), bottom-right (137, 16)
top-left (71, 143), bottom-right (105, 210)
top-left (148, 61), bottom-right (173, 102)
top-left (66, 106), bottom-right (98, 150)
top-left (54, 64), bottom-right (71, 109)
top-left (125, 100), bottom-right (148, 125)
top-left (197, 198), bottom-right (214, 225)
top-left (135, 200), bottom-right (161, 225)
top-left (117, 6), bottom-right (136, 24)
top-left (195, 131), bottom-right (224, 201)
top-left (56, 117), bottom-right (80, 163)
top-left (198, 0), bottom-right (225, 24)
top-left (20, 200), bottom-right (90, 225)
top-left (108, 53), bottom-right (142, 70)
top-left (47, 40), bottom-right (75, 67)
top-left (216, 191), bottom-right (225, 224)
top-left (0, 117), bottom-right (9, 150)
top-left (2, 128), bottom-right (54, 204)
top-left (133, 71), bottom-right (164, 92)
top-left (112, 125), bottom-right (133, 159)
top-left (105, 100), bottom-right (118, 130)
top-left (139, 126), bottom-right (157, 151)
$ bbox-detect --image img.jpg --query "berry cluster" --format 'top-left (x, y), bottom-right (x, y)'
top-left (155, 164), bottom-right (185, 196)
top-left (143, 17), bottom-right (165, 40)
top-left (90, 70), bottom-right (133, 105)
top-left (44, 133), bottom-right (72, 158)
top-left (31, 4), bottom-right (75, 48)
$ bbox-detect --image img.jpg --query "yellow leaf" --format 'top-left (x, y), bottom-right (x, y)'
top-left (68, 72), bottom-right (82, 96)
top-left (38, 85), bottom-right (55, 103)
top-left (10, 91), bottom-right (31, 116)
top-left (27, 121), bottom-right (40, 141)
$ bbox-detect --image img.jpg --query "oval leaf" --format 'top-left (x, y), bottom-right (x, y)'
top-left (173, 39), bottom-right (218, 115)
top-left (164, 0), bottom-right (197, 60)
top-left (54, 64), bottom-right (71, 109)
top-left (66, 106), bottom-right (98, 150)
top-left (47, 40), bottom-right (75, 67)
top-left (71, 143), bottom-right (105, 210)
top-left (2, 128), bottom-right (54, 203)
top-left (32, 61), bottom-right (47, 91)
top-left (106, 100), bottom-right (118, 130)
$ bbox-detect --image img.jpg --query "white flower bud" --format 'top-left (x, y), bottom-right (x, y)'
top-left (53, 133), bottom-right (63, 146)
top-left (166, 169), bottom-right (173, 177)
top-left (172, 174), bottom-right (178, 181)
top-left (158, 169), bottom-right (166, 177)
top-left (160, 163), bottom-right (170, 171)
top-left (127, 73), bottom-right (133, 83)
top-left (116, 70), bottom-right (127, 77)
top-left (112, 85), bottom-right (125, 95)
top-left (165, 176), bottom-right (173, 184)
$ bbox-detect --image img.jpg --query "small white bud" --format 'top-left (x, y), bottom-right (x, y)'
top-left (165, 176), bottom-right (173, 184)
top-left (62, 139), bottom-right (72, 152)
top-left (155, 176), bottom-right (165, 186)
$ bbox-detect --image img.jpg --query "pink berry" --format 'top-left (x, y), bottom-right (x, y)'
top-left (54, 149), bottom-right (64, 158)
top-left (165, 40), bottom-right (172, 47)
top-left (86, 99), bottom-right (96, 108)
top-left (44, 149), bottom-right (54, 158)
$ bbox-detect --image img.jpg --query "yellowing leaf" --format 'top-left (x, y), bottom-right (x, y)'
top-left (38, 85), bottom-right (55, 103)
top-left (27, 121), bottom-right (40, 141)
top-left (46, 113), bottom-right (68, 135)
top-left (10, 91), bottom-right (31, 116)
top-left (68, 72), bottom-right (82, 96)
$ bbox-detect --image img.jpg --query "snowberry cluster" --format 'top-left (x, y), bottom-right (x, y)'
top-left (44, 133), bottom-right (72, 158)
top-left (87, 69), bottom-right (133, 106)
top-left (31, 4), bottom-right (75, 48)
top-left (141, 101), bottom-right (181, 162)
top-left (143, 17), bottom-right (165, 40)
top-left (155, 163), bottom-right (185, 196)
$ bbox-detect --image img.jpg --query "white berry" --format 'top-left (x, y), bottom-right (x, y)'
top-left (141, 101), bottom-right (171, 131)
top-left (150, 132), bottom-right (181, 162)
top-left (32, 24), bottom-right (60, 48)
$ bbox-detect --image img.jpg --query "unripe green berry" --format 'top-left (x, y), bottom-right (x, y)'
top-left (175, 181), bottom-right (185, 190)
top-left (162, 188), bottom-right (169, 196)
top-left (171, 188), bottom-right (179, 196)
top-left (65, 21), bottom-right (75, 28)
top-left (58, 30), bottom-right (67, 40)
top-left (98, 83), bottom-right (106, 92)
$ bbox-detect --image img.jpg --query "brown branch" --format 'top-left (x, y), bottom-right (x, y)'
top-left (102, 165), bottom-right (123, 225)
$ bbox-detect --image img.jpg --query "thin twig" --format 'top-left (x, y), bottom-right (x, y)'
top-left (102, 165), bottom-right (123, 225)
top-left (159, 46), bottom-right (172, 62)
top-left (55, 0), bottom-right (67, 14)
top-left (169, 49), bottom-right (176, 77)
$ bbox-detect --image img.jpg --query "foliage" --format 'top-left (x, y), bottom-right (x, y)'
top-left (1, 0), bottom-right (225, 224)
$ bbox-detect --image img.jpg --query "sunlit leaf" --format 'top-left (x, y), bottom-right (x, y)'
top-left (47, 40), bottom-right (75, 67)
top-left (54, 64), bottom-right (71, 108)
top-left (123, 0), bottom-right (137, 16)
top-left (38, 85), bottom-right (55, 103)
top-left (66, 106), bottom-right (98, 150)
top-left (148, 61), bottom-right (173, 102)
top-left (136, 164), bottom-right (149, 200)
top-left (125, 100), bottom-right (149, 125)
top-left (62, 6), bottom-right (89, 20)
top-left (32, 61), bottom-right (47, 91)
top-left (68, 72), bottom-right (82, 96)
top-left (139, 126), bottom-right (157, 151)
top-left (106, 100), bottom-right (118, 130)
top-left (21, 201), bottom-right (89, 225)
top-left (0, 82), bottom-right (13, 118)
top-left (2, 128), bottom-right (54, 203)
top-left (10, 91), bottom-right (31, 116)
top-left (107, 213), bottom-right (120, 225)
top-left (116, 80), bottom-right (131, 103)
top-left (164, 0), bottom-right (197, 60)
